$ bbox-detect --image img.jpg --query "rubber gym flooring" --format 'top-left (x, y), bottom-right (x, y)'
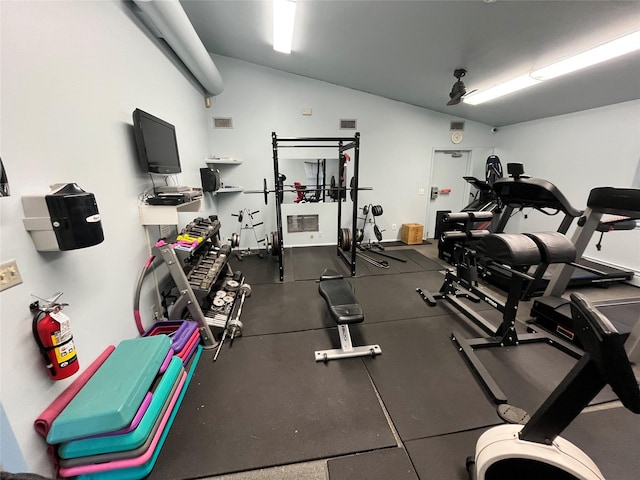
top-left (149, 245), bottom-right (640, 480)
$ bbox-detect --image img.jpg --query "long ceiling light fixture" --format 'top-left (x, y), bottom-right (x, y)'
top-left (273, 0), bottom-right (297, 54)
top-left (464, 29), bottom-right (640, 105)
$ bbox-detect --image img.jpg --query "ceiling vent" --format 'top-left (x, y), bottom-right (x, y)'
top-left (450, 121), bottom-right (465, 131)
top-left (340, 119), bottom-right (357, 130)
top-left (213, 117), bottom-right (233, 129)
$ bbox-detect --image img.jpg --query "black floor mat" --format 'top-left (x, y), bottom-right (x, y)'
top-left (239, 280), bottom-right (335, 336)
top-left (351, 271), bottom-right (494, 326)
top-left (405, 429), bottom-right (482, 480)
top-left (291, 245), bottom-right (350, 281)
top-left (360, 316), bottom-right (501, 442)
top-left (149, 330), bottom-right (396, 479)
top-left (406, 407), bottom-right (640, 480)
top-left (291, 246), bottom-right (444, 280)
top-left (564, 407), bottom-right (640, 479)
top-left (328, 448), bottom-right (418, 480)
top-left (230, 248), bottom-right (295, 284)
top-left (381, 240), bottom-right (432, 246)
top-left (474, 340), bottom-right (618, 411)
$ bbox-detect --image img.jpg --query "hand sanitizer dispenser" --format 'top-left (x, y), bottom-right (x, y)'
top-left (22, 183), bottom-right (104, 251)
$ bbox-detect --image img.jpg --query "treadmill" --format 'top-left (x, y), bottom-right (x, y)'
top-left (531, 187), bottom-right (640, 357)
top-left (480, 164), bottom-right (634, 299)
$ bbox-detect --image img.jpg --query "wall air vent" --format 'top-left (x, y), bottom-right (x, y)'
top-left (450, 121), bottom-right (465, 131)
top-left (340, 119), bottom-right (357, 130)
top-left (213, 117), bottom-right (233, 129)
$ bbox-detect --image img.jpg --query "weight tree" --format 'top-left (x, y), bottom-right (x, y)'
top-left (246, 132), bottom-right (366, 281)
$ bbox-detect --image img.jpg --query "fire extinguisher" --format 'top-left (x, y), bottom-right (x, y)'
top-left (30, 293), bottom-right (79, 380)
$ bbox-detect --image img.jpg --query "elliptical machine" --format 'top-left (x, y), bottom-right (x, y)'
top-left (466, 293), bottom-right (640, 480)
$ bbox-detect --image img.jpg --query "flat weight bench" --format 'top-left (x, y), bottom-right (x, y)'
top-left (316, 269), bottom-right (381, 362)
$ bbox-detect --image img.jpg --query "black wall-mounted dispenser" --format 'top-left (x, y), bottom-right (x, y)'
top-left (22, 183), bottom-right (104, 251)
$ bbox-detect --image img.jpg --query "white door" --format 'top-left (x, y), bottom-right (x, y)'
top-left (425, 150), bottom-right (471, 238)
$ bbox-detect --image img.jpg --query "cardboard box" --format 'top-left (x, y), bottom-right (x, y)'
top-left (401, 223), bottom-right (424, 245)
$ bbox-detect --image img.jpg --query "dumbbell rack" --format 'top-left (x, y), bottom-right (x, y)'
top-left (151, 216), bottom-right (239, 349)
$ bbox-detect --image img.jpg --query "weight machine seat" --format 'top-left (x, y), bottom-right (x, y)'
top-left (476, 233), bottom-right (541, 267)
top-left (523, 232), bottom-right (577, 264)
top-left (318, 269), bottom-right (364, 325)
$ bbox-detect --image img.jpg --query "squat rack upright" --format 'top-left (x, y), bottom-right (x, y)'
top-left (271, 132), bottom-right (363, 281)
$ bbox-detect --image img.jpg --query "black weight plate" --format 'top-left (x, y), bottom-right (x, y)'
top-left (374, 224), bottom-right (383, 242)
top-left (363, 204), bottom-right (369, 215)
top-left (350, 177), bottom-right (355, 202)
top-left (373, 205), bottom-right (384, 216)
top-left (271, 231), bottom-right (280, 256)
top-left (339, 228), bottom-right (352, 250)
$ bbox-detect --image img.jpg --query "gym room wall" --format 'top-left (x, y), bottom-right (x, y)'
top-left (493, 100), bottom-right (640, 281)
top-left (0, 1), bottom-right (212, 475)
top-left (205, 55), bottom-right (497, 247)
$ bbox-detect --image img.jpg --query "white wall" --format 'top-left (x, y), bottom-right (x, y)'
top-left (207, 55), bottom-right (497, 246)
top-left (493, 100), bottom-right (640, 276)
top-left (0, 1), bottom-right (212, 475)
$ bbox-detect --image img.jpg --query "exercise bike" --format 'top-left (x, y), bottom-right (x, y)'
top-left (466, 293), bottom-right (640, 479)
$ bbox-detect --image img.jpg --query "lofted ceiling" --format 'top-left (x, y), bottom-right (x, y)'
top-left (180, 0), bottom-right (640, 127)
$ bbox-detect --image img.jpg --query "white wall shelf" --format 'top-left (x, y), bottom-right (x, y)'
top-left (139, 199), bottom-right (202, 226)
top-left (206, 158), bottom-right (242, 166)
top-left (216, 187), bottom-right (244, 193)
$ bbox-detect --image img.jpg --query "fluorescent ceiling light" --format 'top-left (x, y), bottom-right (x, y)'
top-left (463, 75), bottom-right (541, 105)
top-left (531, 30), bottom-right (640, 81)
top-left (273, 0), bottom-right (297, 54)
top-left (464, 29), bottom-right (640, 105)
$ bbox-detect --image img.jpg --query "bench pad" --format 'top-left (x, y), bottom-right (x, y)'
top-left (318, 269), bottom-right (364, 325)
top-left (477, 233), bottom-right (541, 267)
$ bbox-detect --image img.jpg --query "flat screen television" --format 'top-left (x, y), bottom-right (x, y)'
top-left (132, 108), bottom-right (182, 174)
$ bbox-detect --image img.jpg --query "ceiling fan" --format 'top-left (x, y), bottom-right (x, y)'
top-left (447, 68), bottom-right (474, 106)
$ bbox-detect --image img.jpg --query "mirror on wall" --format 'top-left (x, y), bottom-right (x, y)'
top-left (279, 158), bottom-right (340, 204)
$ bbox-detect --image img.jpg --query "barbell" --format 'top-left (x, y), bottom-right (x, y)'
top-left (245, 177), bottom-right (373, 205)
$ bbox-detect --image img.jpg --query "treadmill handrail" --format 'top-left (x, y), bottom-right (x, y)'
top-left (493, 176), bottom-right (583, 218)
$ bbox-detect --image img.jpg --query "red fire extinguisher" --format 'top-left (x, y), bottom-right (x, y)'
top-left (31, 293), bottom-right (79, 380)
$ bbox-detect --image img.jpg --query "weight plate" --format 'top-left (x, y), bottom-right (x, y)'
top-left (215, 290), bottom-right (226, 298)
top-left (230, 233), bottom-right (240, 248)
top-left (237, 210), bottom-right (244, 223)
top-left (372, 205), bottom-right (384, 216)
top-left (271, 230), bottom-right (280, 256)
top-left (356, 228), bottom-right (364, 243)
top-left (223, 295), bottom-right (234, 304)
top-left (212, 297), bottom-right (225, 307)
top-left (339, 227), bottom-right (352, 250)
top-left (362, 204), bottom-right (369, 215)
top-left (350, 177), bottom-right (356, 202)
top-left (225, 279), bottom-right (240, 291)
top-left (239, 283), bottom-right (252, 297)
top-left (329, 176), bottom-right (337, 200)
top-left (374, 224), bottom-right (383, 242)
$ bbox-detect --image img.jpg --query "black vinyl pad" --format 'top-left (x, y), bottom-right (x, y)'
top-left (328, 448), bottom-right (419, 480)
top-left (318, 272), bottom-right (364, 324)
top-left (148, 330), bottom-right (396, 479)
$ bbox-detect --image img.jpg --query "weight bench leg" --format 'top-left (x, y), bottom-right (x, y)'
top-left (315, 324), bottom-right (382, 362)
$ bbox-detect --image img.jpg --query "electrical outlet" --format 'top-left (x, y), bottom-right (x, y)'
top-left (392, 224), bottom-right (397, 231)
top-left (0, 259), bottom-right (23, 292)
top-left (418, 188), bottom-right (425, 195)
